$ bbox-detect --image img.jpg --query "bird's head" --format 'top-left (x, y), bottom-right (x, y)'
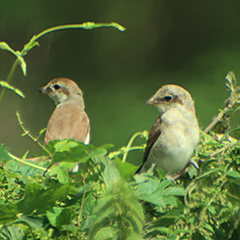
top-left (39, 78), bottom-right (84, 105)
top-left (146, 84), bottom-right (195, 113)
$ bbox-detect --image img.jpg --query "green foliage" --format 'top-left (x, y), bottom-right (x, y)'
top-left (89, 181), bottom-right (144, 240)
top-left (1, 73), bottom-right (240, 239)
top-left (1, 20), bottom-right (240, 239)
top-left (1, 121), bottom-right (240, 239)
top-left (0, 144), bottom-right (12, 162)
top-left (0, 139), bottom-right (186, 239)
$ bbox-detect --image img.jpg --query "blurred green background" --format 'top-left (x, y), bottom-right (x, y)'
top-left (1, 1), bottom-right (240, 165)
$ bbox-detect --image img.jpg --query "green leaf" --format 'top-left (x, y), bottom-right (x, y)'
top-left (149, 215), bottom-right (178, 229)
top-left (61, 224), bottom-right (78, 232)
top-left (151, 227), bottom-right (169, 235)
top-left (0, 42), bottom-right (27, 75)
top-left (39, 128), bottom-right (46, 135)
top-left (93, 226), bottom-right (118, 240)
top-left (0, 81), bottom-right (25, 98)
top-left (14, 216), bottom-right (44, 229)
top-left (206, 205), bottom-right (216, 215)
top-left (44, 139), bottom-right (107, 164)
top-left (203, 222), bottom-right (214, 233)
top-left (59, 161), bottom-right (76, 169)
top-left (172, 229), bottom-right (190, 235)
top-left (115, 158), bottom-right (138, 181)
top-left (161, 187), bottom-right (185, 196)
top-left (0, 143), bottom-right (11, 162)
top-left (225, 71), bottom-right (237, 92)
top-left (226, 170), bottom-right (240, 178)
top-left (21, 150), bottom-right (30, 160)
top-left (97, 156), bottom-right (120, 188)
top-left (15, 51), bottom-right (27, 76)
top-left (0, 41), bottom-right (14, 51)
top-left (18, 182), bottom-right (70, 215)
top-left (89, 181), bottom-right (144, 240)
top-left (54, 139), bottom-right (78, 152)
top-left (46, 207), bottom-right (72, 229)
top-left (162, 196), bottom-right (179, 207)
top-left (0, 225), bottom-right (24, 240)
top-left (23, 35), bottom-right (39, 53)
top-left (0, 204), bottom-right (19, 224)
top-left (99, 144), bottom-right (114, 150)
top-left (46, 207), bottom-right (62, 227)
top-left (135, 176), bottom-right (184, 208)
top-left (50, 164), bottom-right (70, 184)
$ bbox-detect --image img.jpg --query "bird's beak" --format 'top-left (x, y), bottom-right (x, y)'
top-left (146, 98), bottom-right (158, 105)
top-left (38, 88), bottom-right (44, 93)
top-left (38, 86), bottom-right (51, 94)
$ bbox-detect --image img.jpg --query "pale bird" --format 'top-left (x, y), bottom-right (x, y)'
top-left (136, 84), bottom-right (199, 178)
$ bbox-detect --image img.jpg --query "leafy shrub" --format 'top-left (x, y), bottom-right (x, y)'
top-left (0, 22), bottom-right (240, 240)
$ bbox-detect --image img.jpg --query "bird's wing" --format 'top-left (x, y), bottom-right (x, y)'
top-left (44, 103), bottom-right (90, 145)
top-left (75, 110), bottom-right (90, 144)
top-left (135, 116), bottom-right (161, 174)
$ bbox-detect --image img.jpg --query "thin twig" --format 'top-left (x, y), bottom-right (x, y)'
top-left (9, 153), bottom-right (47, 171)
top-left (204, 111), bottom-right (225, 133)
top-left (0, 59), bottom-right (19, 104)
top-left (77, 178), bottom-right (86, 226)
top-left (16, 111), bottom-right (52, 157)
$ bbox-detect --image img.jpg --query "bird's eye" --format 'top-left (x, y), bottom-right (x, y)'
top-left (53, 84), bottom-right (61, 90)
top-left (164, 95), bottom-right (173, 101)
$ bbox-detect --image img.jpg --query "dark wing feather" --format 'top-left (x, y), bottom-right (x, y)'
top-left (135, 116), bottom-right (162, 174)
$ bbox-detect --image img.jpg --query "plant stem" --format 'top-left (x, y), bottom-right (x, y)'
top-left (16, 112), bottom-right (52, 157)
top-left (77, 178), bottom-right (86, 226)
top-left (35, 22), bottom-right (125, 40)
top-left (8, 153), bottom-right (47, 171)
top-left (122, 132), bottom-right (145, 163)
top-left (0, 58), bottom-right (19, 104)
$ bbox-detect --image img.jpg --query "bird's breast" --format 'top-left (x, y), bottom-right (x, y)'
top-left (147, 107), bottom-right (199, 173)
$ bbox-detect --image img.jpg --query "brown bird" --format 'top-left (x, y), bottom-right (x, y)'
top-left (39, 78), bottom-right (90, 145)
top-left (136, 84), bottom-right (199, 179)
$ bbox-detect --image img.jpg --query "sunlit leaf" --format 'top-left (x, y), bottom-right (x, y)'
top-left (39, 128), bottom-right (46, 135)
top-left (225, 71), bottom-right (237, 92)
top-left (89, 181), bottom-right (143, 240)
top-left (0, 81), bottom-right (25, 98)
top-left (161, 187), bottom-right (185, 196)
top-left (54, 139), bottom-right (78, 152)
top-left (135, 175), bottom-right (184, 208)
top-left (0, 204), bottom-right (19, 224)
top-left (14, 216), bottom-right (44, 229)
top-left (226, 170), bottom-right (240, 178)
top-left (46, 207), bottom-right (72, 229)
top-left (18, 182), bottom-right (70, 215)
top-left (50, 165), bottom-right (69, 184)
top-left (0, 42), bottom-right (27, 75)
top-left (0, 143), bottom-right (11, 162)
top-left (44, 139), bottom-right (107, 164)
top-left (61, 224), bottom-right (78, 231)
top-left (15, 51), bottom-right (27, 76)
top-left (23, 35), bottom-right (39, 54)
top-left (93, 226), bottom-right (118, 240)
top-left (96, 155), bottom-right (120, 188)
top-left (0, 42), bottom-right (14, 51)
top-left (115, 158), bottom-right (137, 180)
top-left (0, 225), bottom-right (24, 240)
